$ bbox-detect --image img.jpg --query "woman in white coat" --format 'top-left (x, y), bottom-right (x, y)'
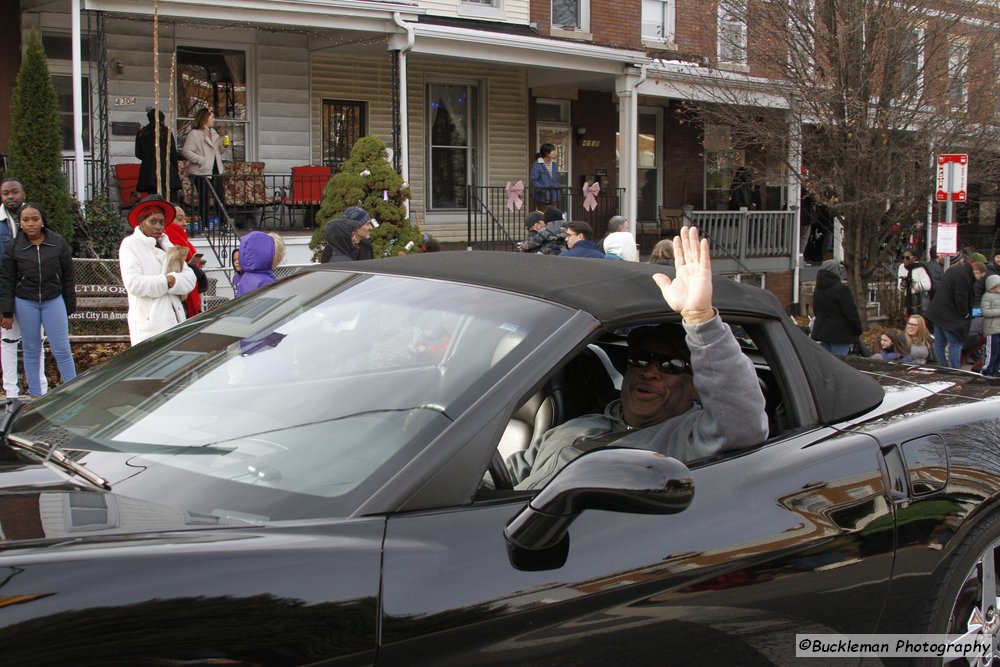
top-left (181, 108), bottom-right (226, 229)
top-left (119, 196), bottom-right (197, 345)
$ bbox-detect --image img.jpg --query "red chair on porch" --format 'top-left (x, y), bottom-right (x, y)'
top-left (280, 165), bottom-right (332, 228)
top-left (114, 163), bottom-right (143, 209)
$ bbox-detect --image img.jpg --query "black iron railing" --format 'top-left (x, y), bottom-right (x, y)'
top-left (467, 185), bottom-right (624, 251)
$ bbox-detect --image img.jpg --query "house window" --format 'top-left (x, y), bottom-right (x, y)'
top-left (42, 34), bottom-right (92, 153)
top-left (901, 28), bottom-right (925, 99)
top-left (718, 0), bottom-right (748, 66)
top-left (322, 100), bottom-right (367, 170)
top-left (552, 0), bottom-right (589, 32)
top-left (427, 82), bottom-right (479, 210)
top-left (787, 0), bottom-right (814, 76)
top-left (65, 492), bottom-right (117, 531)
top-left (52, 74), bottom-right (91, 152)
top-left (948, 41), bottom-right (968, 111)
top-left (642, 0), bottom-right (675, 43)
top-left (176, 47), bottom-right (249, 161)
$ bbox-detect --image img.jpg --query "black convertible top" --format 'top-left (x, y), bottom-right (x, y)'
top-left (346, 251), bottom-right (780, 323)
top-left (321, 252), bottom-right (884, 424)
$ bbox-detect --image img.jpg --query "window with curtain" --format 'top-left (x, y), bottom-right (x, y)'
top-left (717, 0), bottom-right (747, 65)
top-left (552, 0), bottom-right (584, 30)
top-left (322, 100), bottom-right (367, 170)
top-left (176, 47), bottom-right (248, 161)
top-left (427, 83), bottom-right (479, 210)
top-left (642, 0), bottom-right (675, 43)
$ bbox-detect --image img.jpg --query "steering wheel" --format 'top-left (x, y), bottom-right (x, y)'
top-left (488, 449), bottom-right (515, 491)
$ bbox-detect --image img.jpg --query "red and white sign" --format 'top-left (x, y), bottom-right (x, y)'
top-left (936, 154), bottom-right (968, 202)
top-left (936, 222), bottom-right (959, 255)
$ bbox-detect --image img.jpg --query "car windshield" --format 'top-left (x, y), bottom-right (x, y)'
top-left (9, 270), bottom-right (570, 522)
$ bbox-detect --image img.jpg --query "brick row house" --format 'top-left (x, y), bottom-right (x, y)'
top-left (5, 1), bottom-right (1000, 306)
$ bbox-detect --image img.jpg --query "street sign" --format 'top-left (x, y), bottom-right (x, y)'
top-left (937, 222), bottom-right (959, 255)
top-left (936, 154), bottom-right (968, 202)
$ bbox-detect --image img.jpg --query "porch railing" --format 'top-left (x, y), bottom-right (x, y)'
top-left (62, 157), bottom-right (99, 201)
top-left (467, 185), bottom-right (624, 251)
top-left (683, 206), bottom-right (798, 262)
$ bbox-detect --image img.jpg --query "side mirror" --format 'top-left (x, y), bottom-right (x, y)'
top-left (504, 448), bottom-right (694, 553)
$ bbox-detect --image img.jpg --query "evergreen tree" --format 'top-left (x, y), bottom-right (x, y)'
top-left (8, 29), bottom-right (76, 243)
top-left (309, 135), bottom-right (418, 259)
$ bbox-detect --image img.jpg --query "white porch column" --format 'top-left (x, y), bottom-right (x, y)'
top-left (616, 68), bottom-right (642, 232)
top-left (786, 108), bottom-right (802, 303)
top-left (71, 0), bottom-right (86, 207)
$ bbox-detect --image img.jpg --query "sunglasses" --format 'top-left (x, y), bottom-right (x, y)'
top-left (902, 255), bottom-right (914, 261)
top-left (627, 350), bottom-right (690, 375)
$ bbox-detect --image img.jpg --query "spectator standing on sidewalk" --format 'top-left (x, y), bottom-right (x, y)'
top-left (810, 259), bottom-right (863, 357)
top-left (925, 255), bottom-right (975, 369)
top-left (897, 248), bottom-right (932, 319)
top-left (0, 178), bottom-right (45, 398)
top-left (0, 203), bottom-right (76, 397)
top-left (980, 275), bottom-right (1000, 376)
top-left (119, 196), bottom-right (197, 345)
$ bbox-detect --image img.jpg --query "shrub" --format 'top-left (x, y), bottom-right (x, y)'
top-left (8, 29), bottom-right (76, 243)
top-left (309, 135), bottom-right (419, 260)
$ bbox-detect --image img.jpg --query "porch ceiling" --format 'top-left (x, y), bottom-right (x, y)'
top-left (82, 0), bottom-right (422, 32)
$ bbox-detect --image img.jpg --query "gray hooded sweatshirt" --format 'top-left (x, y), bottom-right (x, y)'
top-left (506, 314), bottom-right (769, 490)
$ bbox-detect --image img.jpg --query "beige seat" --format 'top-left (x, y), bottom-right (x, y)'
top-left (497, 392), bottom-right (553, 460)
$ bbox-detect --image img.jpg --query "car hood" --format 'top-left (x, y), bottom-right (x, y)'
top-left (0, 462), bottom-right (261, 548)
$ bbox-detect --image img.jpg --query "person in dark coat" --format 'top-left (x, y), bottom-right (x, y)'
top-left (924, 257), bottom-right (976, 369)
top-left (561, 221), bottom-right (606, 258)
top-left (135, 107), bottom-right (181, 202)
top-left (321, 207), bottom-right (376, 263)
top-left (810, 259), bottom-right (863, 357)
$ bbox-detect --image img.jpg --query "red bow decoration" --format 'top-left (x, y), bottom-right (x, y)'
top-left (505, 180), bottom-right (524, 211)
top-left (582, 182), bottom-right (601, 211)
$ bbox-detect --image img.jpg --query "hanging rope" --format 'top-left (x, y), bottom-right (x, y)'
top-left (166, 52), bottom-right (175, 200)
top-left (152, 0), bottom-right (161, 199)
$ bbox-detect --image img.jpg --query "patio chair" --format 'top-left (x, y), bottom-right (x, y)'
top-left (224, 161), bottom-right (270, 228)
top-left (280, 165), bottom-right (332, 228)
top-left (113, 163), bottom-right (142, 209)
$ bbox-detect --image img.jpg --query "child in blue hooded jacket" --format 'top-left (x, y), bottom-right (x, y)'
top-left (234, 231), bottom-right (284, 297)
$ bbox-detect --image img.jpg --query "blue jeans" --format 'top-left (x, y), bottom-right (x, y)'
top-left (820, 341), bottom-right (851, 357)
top-left (15, 296), bottom-right (76, 396)
top-left (933, 323), bottom-right (964, 369)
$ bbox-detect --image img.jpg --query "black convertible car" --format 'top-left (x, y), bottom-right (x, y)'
top-left (1, 252), bottom-right (999, 665)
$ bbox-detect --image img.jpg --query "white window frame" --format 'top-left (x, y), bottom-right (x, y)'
top-left (786, 0), bottom-right (815, 77)
top-left (901, 27), bottom-right (925, 101)
top-left (459, 0), bottom-right (506, 21)
top-left (642, 0), bottom-right (676, 47)
top-left (948, 39), bottom-right (969, 111)
top-left (718, 0), bottom-right (748, 67)
top-left (551, 0), bottom-right (591, 36)
top-left (425, 78), bottom-right (483, 212)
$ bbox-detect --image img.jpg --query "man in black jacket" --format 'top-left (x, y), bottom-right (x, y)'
top-left (925, 256), bottom-right (976, 369)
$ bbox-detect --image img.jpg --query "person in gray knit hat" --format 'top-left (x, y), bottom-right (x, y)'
top-left (321, 207), bottom-right (378, 262)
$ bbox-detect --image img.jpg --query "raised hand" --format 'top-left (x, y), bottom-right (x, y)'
top-left (652, 226), bottom-right (715, 324)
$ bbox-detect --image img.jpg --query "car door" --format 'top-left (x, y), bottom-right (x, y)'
top-left (377, 426), bottom-right (894, 665)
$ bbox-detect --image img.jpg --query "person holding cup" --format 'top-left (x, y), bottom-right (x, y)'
top-left (181, 108), bottom-right (226, 232)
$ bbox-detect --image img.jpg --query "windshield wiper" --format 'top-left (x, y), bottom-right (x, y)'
top-left (5, 434), bottom-right (111, 491)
